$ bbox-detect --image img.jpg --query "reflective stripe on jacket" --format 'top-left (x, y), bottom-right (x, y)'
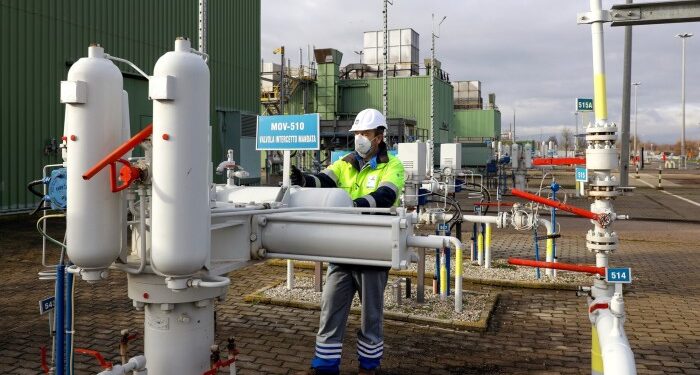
top-left (325, 143), bottom-right (405, 207)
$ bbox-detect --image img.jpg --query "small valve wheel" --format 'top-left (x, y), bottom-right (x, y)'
top-left (119, 165), bottom-right (143, 187)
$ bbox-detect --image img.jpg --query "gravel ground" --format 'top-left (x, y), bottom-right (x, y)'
top-left (263, 276), bottom-right (493, 322)
top-left (413, 255), bottom-right (592, 286)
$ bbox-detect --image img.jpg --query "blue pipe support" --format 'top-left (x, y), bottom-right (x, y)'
top-left (64, 267), bottom-right (74, 375)
top-left (550, 181), bottom-right (559, 261)
top-left (444, 229), bottom-right (451, 296)
top-left (533, 228), bottom-right (541, 279)
top-left (471, 223), bottom-right (477, 260)
top-left (433, 225), bottom-right (440, 288)
top-left (55, 265), bottom-right (65, 375)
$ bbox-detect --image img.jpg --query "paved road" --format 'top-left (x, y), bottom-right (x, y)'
top-left (1, 181), bottom-right (699, 374)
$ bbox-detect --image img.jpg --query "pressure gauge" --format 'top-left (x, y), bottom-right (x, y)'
top-left (442, 166), bottom-right (453, 176)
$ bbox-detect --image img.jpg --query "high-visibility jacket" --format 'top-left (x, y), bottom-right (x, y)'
top-left (304, 142), bottom-right (405, 207)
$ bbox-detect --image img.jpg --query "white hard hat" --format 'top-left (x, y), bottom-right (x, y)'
top-left (350, 108), bottom-right (386, 132)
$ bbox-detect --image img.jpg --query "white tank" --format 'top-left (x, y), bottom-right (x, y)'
top-left (61, 45), bottom-right (124, 281)
top-left (524, 143), bottom-right (533, 168)
top-left (150, 38), bottom-right (210, 278)
top-left (511, 143), bottom-right (520, 169)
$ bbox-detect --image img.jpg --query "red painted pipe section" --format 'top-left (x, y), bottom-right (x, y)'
top-left (508, 257), bottom-right (605, 276)
top-left (532, 157), bottom-right (586, 166)
top-left (203, 355), bottom-right (238, 375)
top-left (83, 124), bottom-right (153, 180)
top-left (75, 348), bottom-right (112, 369)
top-left (510, 188), bottom-right (600, 221)
top-left (589, 302), bottom-right (610, 313)
top-left (40, 346), bottom-right (49, 374)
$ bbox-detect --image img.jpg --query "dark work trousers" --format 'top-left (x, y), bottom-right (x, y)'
top-left (311, 263), bottom-right (389, 372)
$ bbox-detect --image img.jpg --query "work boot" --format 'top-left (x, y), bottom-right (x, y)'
top-left (358, 367), bottom-right (378, 375)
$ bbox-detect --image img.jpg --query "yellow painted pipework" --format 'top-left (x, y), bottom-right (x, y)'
top-left (546, 237), bottom-right (554, 262)
top-left (439, 250), bottom-right (447, 297)
top-left (477, 232), bottom-right (484, 260)
top-left (594, 73), bottom-right (608, 120)
top-left (591, 325), bottom-right (604, 375)
top-left (456, 245), bottom-right (462, 277)
top-left (485, 224), bottom-right (492, 248)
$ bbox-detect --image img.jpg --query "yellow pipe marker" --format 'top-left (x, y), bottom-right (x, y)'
top-left (456, 244), bottom-right (462, 278)
top-left (439, 249), bottom-right (447, 297)
top-left (485, 223), bottom-right (492, 249)
top-left (594, 73), bottom-right (608, 120)
top-left (477, 232), bottom-right (484, 259)
top-left (591, 325), bottom-right (604, 374)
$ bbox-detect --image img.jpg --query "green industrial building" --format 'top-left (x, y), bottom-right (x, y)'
top-left (1, 0), bottom-right (261, 213)
top-left (261, 47), bottom-right (500, 168)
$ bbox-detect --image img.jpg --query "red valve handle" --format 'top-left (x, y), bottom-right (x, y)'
top-left (508, 257), bottom-right (605, 276)
top-left (109, 159), bottom-right (133, 192)
top-left (83, 124), bottom-right (153, 182)
top-left (510, 188), bottom-right (608, 225)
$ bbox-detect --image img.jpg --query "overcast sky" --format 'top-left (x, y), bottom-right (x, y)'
top-left (261, 0), bottom-right (699, 145)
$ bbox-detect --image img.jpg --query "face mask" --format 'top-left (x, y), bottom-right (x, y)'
top-left (354, 134), bottom-right (375, 157)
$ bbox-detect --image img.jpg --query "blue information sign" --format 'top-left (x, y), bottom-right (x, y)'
top-left (575, 167), bottom-right (588, 182)
top-left (39, 296), bottom-right (55, 315)
top-left (606, 267), bottom-right (632, 284)
top-left (256, 113), bottom-right (320, 151)
top-left (437, 223), bottom-right (449, 232)
top-left (576, 98), bottom-right (594, 112)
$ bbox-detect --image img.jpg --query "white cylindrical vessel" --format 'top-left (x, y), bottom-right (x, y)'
top-left (511, 143), bottom-right (519, 169)
top-left (151, 38), bottom-right (210, 278)
top-left (523, 143), bottom-right (532, 168)
top-left (62, 45), bottom-right (124, 281)
top-left (144, 302), bottom-right (214, 374)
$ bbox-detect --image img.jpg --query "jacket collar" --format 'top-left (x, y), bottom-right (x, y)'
top-left (343, 141), bottom-right (390, 171)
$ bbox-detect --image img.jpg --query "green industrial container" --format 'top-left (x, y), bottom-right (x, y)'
top-left (339, 76), bottom-right (453, 143)
top-left (452, 109), bottom-right (501, 139)
top-left (1, 0), bottom-right (260, 213)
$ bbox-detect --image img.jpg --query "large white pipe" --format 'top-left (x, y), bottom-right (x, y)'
top-left (260, 213), bottom-right (401, 263)
top-left (592, 303), bottom-right (637, 374)
top-left (62, 45), bottom-right (124, 281)
top-left (211, 206), bottom-right (394, 216)
top-left (268, 253), bottom-right (392, 268)
top-left (151, 38), bottom-right (210, 279)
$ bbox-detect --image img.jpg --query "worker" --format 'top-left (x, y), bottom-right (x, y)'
top-left (291, 108), bottom-right (405, 375)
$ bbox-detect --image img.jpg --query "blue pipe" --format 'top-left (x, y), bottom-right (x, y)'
top-left (445, 229), bottom-right (451, 296)
top-left (550, 181), bottom-right (559, 262)
top-left (533, 228), bottom-right (541, 279)
top-left (64, 266), bottom-right (74, 375)
top-left (55, 265), bottom-right (65, 375)
top-left (471, 223), bottom-right (477, 260)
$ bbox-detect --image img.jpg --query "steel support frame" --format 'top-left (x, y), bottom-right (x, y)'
top-left (609, 1), bottom-right (700, 26)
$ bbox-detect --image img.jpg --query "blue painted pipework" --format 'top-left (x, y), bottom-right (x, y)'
top-left (550, 181), bottom-right (560, 262)
top-left (64, 267), bottom-right (74, 375)
top-left (55, 265), bottom-right (65, 375)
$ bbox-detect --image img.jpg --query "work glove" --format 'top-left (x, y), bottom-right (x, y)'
top-left (290, 165), bottom-right (306, 187)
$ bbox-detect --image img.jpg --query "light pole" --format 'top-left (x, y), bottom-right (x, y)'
top-left (429, 13), bottom-right (446, 171)
top-left (676, 33), bottom-right (693, 169)
top-left (354, 50), bottom-right (364, 64)
top-left (632, 82), bottom-right (641, 163)
top-left (382, 0), bottom-right (393, 118)
top-left (573, 112), bottom-right (577, 154)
